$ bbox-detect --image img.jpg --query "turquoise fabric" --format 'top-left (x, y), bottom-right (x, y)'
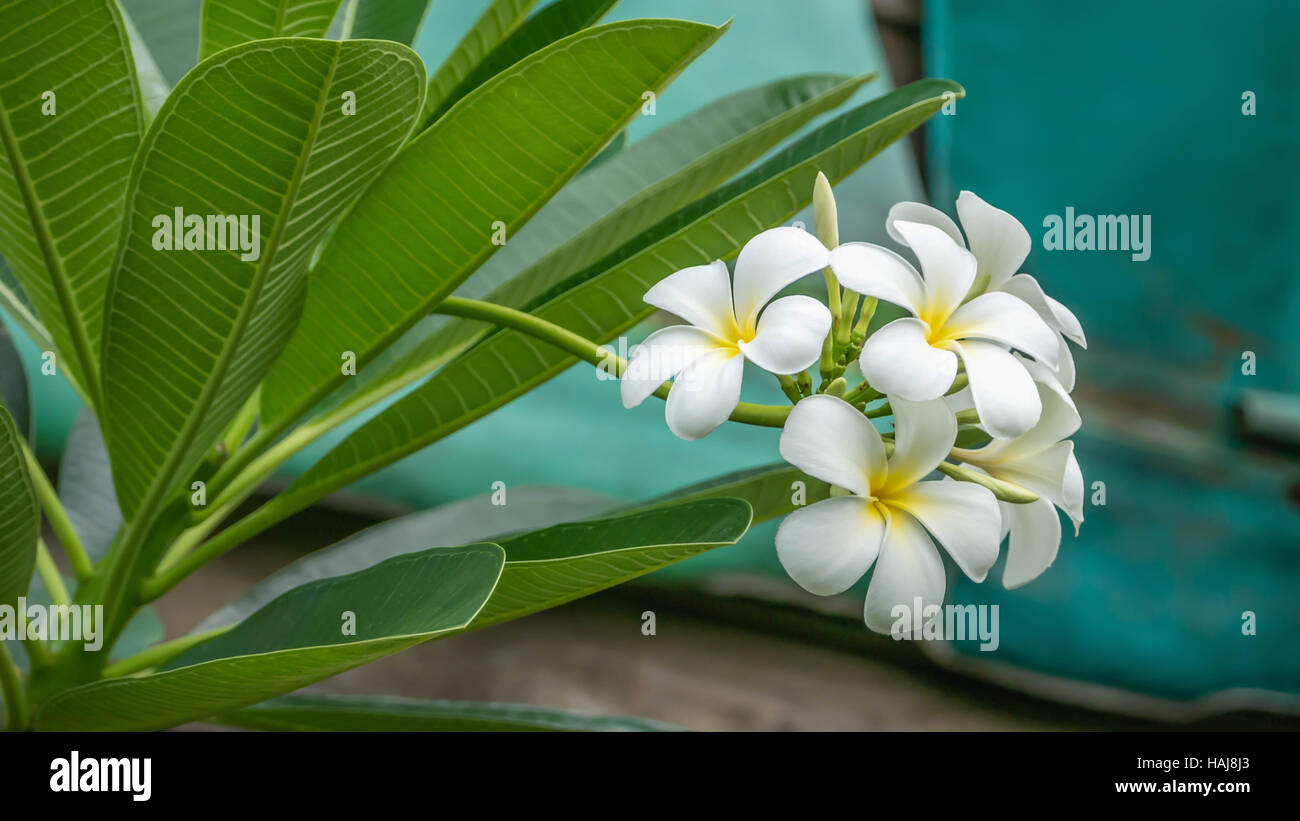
top-left (924, 0), bottom-right (1300, 706)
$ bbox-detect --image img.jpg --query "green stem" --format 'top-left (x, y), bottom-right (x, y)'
top-left (0, 642), bottom-right (27, 731)
top-left (34, 539), bottom-right (70, 606)
top-left (842, 380), bottom-right (881, 405)
top-left (776, 373), bottom-right (802, 404)
top-left (936, 461), bottom-right (1038, 503)
top-left (836, 289), bottom-right (859, 351)
top-left (21, 635), bottom-right (52, 672)
top-left (218, 387), bottom-right (261, 459)
top-left (101, 625), bottom-right (233, 678)
top-left (22, 442), bottom-right (93, 581)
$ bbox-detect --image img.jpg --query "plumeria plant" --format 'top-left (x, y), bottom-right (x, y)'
top-left (0, 0), bottom-right (1029, 733)
top-left (624, 174), bottom-right (1086, 634)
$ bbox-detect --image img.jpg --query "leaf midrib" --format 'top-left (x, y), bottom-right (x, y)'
top-left (127, 40), bottom-right (343, 522)
top-left (0, 93), bottom-right (105, 407)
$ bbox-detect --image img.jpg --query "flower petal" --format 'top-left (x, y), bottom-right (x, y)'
top-left (827, 242), bottom-right (925, 314)
top-left (663, 347), bottom-right (744, 441)
top-left (955, 378), bottom-right (1079, 465)
top-left (892, 220), bottom-right (976, 325)
top-left (779, 394), bottom-right (887, 495)
top-left (999, 273), bottom-right (1086, 349)
top-left (943, 291), bottom-right (1059, 368)
top-left (886, 480), bottom-right (1001, 582)
top-left (951, 339), bottom-right (1041, 439)
top-left (775, 496), bottom-right (884, 595)
top-left (881, 396), bottom-right (957, 494)
top-left (732, 226), bottom-right (829, 330)
top-left (955, 191), bottom-right (1030, 291)
top-left (1019, 351), bottom-right (1076, 410)
top-left (864, 509), bottom-right (946, 636)
top-left (995, 441), bottom-right (1084, 532)
top-left (1051, 334), bottom-right (1077, 392)
top-left (620, 325), bottom-right (726, 408)
top-left (1046, 293), bottom-right (1086, 348)
top-left (1001, 497), bottom-right (1061, 589)
top-left (886, 200), bottom-right (965, 249)
top-left (859, 318), bottom-right (958, 401)
top-left (738, 295), bottom-right (831, 375)
top-left (643, 259), bottom-right (740, 339)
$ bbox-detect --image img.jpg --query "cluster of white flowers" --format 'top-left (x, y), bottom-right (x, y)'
top-left (621, 174), bottom-right (1085, 635)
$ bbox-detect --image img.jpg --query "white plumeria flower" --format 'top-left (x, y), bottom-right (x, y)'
top-left (886, 191), bottom-right (1087, 391)
top-left (950, 364), bottom-right (1084, 589)
top-left (775, 394), bottom-right (1002, 635)
top-left (621, 226), bottom-right (831, 440)
top-left (828, 220), bottom-right (1059, 440)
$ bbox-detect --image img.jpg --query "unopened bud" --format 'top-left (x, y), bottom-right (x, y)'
top-left (812, 171), bottom-right (838, 249)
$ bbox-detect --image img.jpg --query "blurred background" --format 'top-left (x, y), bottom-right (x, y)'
top-left (14, 0), bottom-right (1300, 729)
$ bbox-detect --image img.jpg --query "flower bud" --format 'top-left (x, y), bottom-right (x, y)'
top-left (812, 171), bottom-right (838, 250)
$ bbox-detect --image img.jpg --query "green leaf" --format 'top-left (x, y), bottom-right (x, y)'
top-left (0, 253), bottom-right (50, 354)
top-left (0, 402), bottom-right (37, 608)
top-left (198, 0), bottom-right (345, 60)
top-left (99, 38), bottom-right (425, 522)
top-left (58, 410), bottom-right (120, 563)
top-left (278, 80), bottom-right (960, 508)
top-left (637, 463), bottom-right (831, 526)
top-left (582, 129), bottom-right (627, 173)
top-left (213, 693), bottom-right (679, 731)
top-left (0, 317), bottom-right (31, 442)
top-left (318, 73), bottom-right (870, 420)
top-left (261, 18), bottom-right (729, 427)
top-left (424, 0), bottom-right (622, 126)
top-left (195, 485), bottom-right (620, 631)
top-left (36, 544), bottom-right (505, 731)
top-left (343, 0), bottom-right (432, 45)
top-left (0, 0), bottom-right (144, 404)
top-left (474, 498), bottom-right (751, 627)
top-left (423, 0), bottom-right (538, 118)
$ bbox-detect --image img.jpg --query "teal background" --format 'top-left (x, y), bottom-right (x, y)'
top-left (924, 0), bottom-right (1300, 707)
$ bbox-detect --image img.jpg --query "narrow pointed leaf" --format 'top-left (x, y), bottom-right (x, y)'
top-left (474, 498), bottom-right (751, 626)
top-left (423, 0), bottom-right (538, 117)
top-left (198, 0), bottom-right (345, 60)
top-left (261, 19), bottom-right (729, 427)
top-left (36, 544), bottom-right (505, 731)
top-left (100, 38), bottom-right (425, 521)
top-left (637, 463), bottom-right (831, 526)
top-left (424, 0), bottom-right (621, 126)
top-left (0, 0), bottom-right (144, 403)
top-left (214, 693), bottom-right (678, 731)
top-left (318, 73), bottom-right (869, 418)
top-left (426, 74), bottom-right (872, 374)
top-left (196, 485), bottom-right (620, 631)
top-left (276, 80), bottom-right (960, 510)
top-left (0, 403), bottom-right (37, 608)
top-left (195, 496), bottom-right (745, 637)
